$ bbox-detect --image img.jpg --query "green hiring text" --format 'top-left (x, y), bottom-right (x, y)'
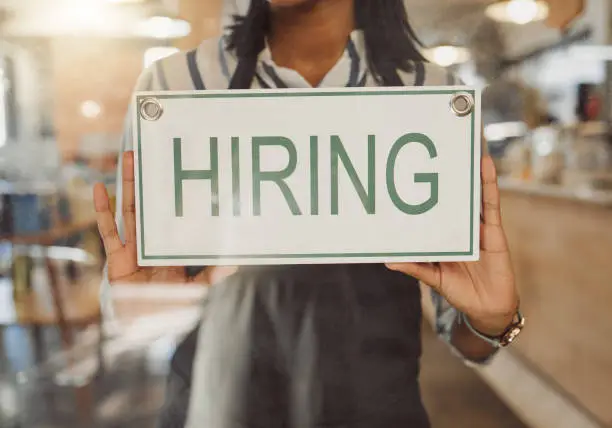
top-left (173, 133), bottom-right (438, 217)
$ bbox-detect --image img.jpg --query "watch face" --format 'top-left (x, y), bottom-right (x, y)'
top-left (501, 315), bottom-right (525, 347)
top-left (501, 327), bottom-right (521, 346)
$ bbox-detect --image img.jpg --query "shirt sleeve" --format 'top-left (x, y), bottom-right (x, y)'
top-left (431, 288), bottom-right (498, 365)
top-left (430, 289), bottom-right (459, 350)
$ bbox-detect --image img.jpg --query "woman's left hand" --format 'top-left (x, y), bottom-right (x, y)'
top-left (386, 156), bottom-right (519, 336)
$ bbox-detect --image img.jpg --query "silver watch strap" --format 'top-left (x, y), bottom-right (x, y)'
top-left (459, 312), bottom-right (503, 348)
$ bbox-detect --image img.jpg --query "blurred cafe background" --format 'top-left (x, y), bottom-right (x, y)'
top-left (0, 0), bottom-right (610, 427)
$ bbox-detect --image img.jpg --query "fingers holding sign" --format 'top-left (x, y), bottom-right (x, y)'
top-left (94, 151), bottom-right (214, 286)
top-left (94, 152), bottom-right (137, 254)
top-left (481, 156), bottom-right (502, 227)
top-left (94, 182), bottom-right (122, 257)
top-left (121, 151), bottom-right (137, 247)
top-left (480, 156), bottom-right (508, 254)
top-left (94, 151), bottom-right (142, 283)
top-left (386, 155), bottom-right (512, 298)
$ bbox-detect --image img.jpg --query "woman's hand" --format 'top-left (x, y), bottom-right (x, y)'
top-left (94, 151), bottom-right (212, 285)
top-left (386, 156), bottom-right (519, 336)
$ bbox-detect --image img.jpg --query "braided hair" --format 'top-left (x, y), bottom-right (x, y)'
top-left (227, 0), bottom-right (426, 89)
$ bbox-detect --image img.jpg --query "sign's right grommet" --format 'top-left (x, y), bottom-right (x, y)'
top-left (450, 92), bottom-right (474, 117)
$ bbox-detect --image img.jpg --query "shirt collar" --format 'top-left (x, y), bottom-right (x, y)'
top-left (224, 30), bottom-right (369, 89)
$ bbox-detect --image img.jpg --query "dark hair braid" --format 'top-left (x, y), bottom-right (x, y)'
top-left (227, 0), bottom-right (270, 89)
top-left (227, 0), bottom-right (426, 89)
top-left (355, 0), bottom-right (426, 85)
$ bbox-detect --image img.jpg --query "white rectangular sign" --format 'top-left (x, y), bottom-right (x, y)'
top-left (133, 87), bottom-right (481, 266)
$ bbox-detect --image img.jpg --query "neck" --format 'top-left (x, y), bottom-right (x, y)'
top-left (268, 0), bottom-right (355, 86)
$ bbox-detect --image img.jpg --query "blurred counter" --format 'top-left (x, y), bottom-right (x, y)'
top-left (499, 177), bottom-right (612, 207)
top-left (500, 181), bottom-right (612, 426)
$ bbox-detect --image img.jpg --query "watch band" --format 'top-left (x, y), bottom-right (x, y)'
top-left (460, 311), bottom-right (525, 348)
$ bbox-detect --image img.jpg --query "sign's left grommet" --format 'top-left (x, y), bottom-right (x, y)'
top-left (140, 97), bottom-right (163, 121)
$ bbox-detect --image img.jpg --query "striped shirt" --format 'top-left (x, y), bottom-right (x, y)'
top-left (102, 30), bottom-right (485, 365)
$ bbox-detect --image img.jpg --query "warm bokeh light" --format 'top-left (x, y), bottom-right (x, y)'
top-left (57, 2), bottom-right (109, 31)
top-left (424, 45), bottom-right (471, 67)
top-left (80, 101), bottom-right (103, 119)
top-left (486, 0), bottom-right (549, 25)
top-left (135, 16), bottom-right (192, 39)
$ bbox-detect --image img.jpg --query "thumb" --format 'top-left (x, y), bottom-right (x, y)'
top-left (386, 262), bottom-right (441, 290)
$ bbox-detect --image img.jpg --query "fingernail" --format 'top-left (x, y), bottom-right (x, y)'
top-left (125, 152), bottom-right (133, 164)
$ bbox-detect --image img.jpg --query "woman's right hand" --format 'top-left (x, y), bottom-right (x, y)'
top-left (94, 151), bottom-right (211, 285)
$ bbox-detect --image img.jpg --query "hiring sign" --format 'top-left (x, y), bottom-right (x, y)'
top-left (133, 87), bottom-right (481, 266)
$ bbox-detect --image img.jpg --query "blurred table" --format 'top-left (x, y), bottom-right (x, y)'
top-left (0, 217), bottom-right (97, 246)
top-left (0, 216), bottom-right (100, 335)
top-left (0, 273), bottom-right (100, 327)
top-left (0, 284), bottom-right (205, 428)
top-left (0, 215), bottom-right (102, 392)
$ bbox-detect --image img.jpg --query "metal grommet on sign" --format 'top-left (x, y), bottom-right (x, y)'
top-left (140, 97), bottom-right (163, 121)
top-left (450, 92), bottom-right (474, 117)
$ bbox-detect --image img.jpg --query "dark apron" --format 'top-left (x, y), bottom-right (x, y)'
top-left (157, 264), bottom-right (429, 428)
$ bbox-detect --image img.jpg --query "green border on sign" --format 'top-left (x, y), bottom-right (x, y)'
top-left (136, 89), bottom-right (477, 261)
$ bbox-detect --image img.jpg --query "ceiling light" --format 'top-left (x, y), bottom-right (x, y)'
top-left (486, 0), bottom-right (549, 25)
top-left (134, 15), bottom-right (191, 39)
top-left (423, 45), bottom-right (471, 67)
top-left (80, 100), bottom-right (103, 119)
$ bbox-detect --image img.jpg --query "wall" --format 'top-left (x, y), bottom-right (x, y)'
top-left (175, 0), bottom-right (223, 51)
top-left (51, 38), bottom-right (148, 159)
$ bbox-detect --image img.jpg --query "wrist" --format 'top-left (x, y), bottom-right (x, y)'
top-left (462, 309), bottom-right (525, 349)
top-left (466, 312), bottom-right (516, 338)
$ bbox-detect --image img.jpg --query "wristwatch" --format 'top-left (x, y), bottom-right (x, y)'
top-left (461, 311), bottom-right (525, 348)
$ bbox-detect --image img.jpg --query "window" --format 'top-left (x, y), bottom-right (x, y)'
top-left (0, 55), bottom-right (17, 146)
top-left (0, 64), bottom-right (7, 147)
